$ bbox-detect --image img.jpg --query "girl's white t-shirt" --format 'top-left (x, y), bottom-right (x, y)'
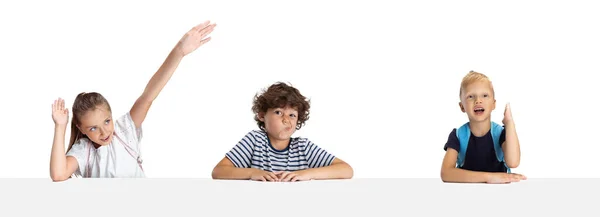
top-left (66, 112), bottom-right (145, 178)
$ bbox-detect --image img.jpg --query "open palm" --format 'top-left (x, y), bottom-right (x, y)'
top-left (176, 21), bottom-right (216, 56)
top-left (52, 98), bottom-right (69, 125)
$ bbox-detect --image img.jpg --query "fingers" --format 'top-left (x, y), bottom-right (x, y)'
top-left (497, 173), bottom-right (526, 183)
top-left (264, 174), bottom-right (275, 182)
top-left (511, 173), bottom-right (527, 180)
top-left (191, 20), bottom-right (210, 32)
top-left (280, 172), bottom-right (296, 182)
top-left (53, 98), bottom-right (65, 112)
top-left (198, 23), bottom-right (216, 36)
top-left (265, 172), bottom-right (279, 182)
top-left (198, 37), bottom-right (212, 46)
top-left (191, 21), bottom-right (216, 39)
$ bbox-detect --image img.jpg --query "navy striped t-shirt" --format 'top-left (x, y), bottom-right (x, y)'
top-left (225, 130), bottom-right (336, 172)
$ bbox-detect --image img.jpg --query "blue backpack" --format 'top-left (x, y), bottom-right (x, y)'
top-left (455, 121), bottom-right (511, 173)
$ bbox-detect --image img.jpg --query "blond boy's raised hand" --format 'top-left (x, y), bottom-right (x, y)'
top-left (502, 103), bottom-right (513, 125)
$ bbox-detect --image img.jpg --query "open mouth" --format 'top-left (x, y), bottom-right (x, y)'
top-left (474, 107), bottom-right (485, 115)
top-left (100, 134), bottom-right (111, 142)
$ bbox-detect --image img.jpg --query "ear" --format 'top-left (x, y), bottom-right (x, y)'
top-left (492, 99), bottom-right (496, 110)
top-left (257, 112), bottom-right (265, 122)
top-left (458, 102), bottom-right (465, 113)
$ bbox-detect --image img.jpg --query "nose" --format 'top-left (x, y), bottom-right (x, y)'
top-left (99, 126), bottom-right (108, 137)
top-left (474, 96), bottom-right (483, 104)
top-left (282, 116), bottom-right (290, 125)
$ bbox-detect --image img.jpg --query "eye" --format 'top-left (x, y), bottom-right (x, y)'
top-left (105, 119), bottom-right (111, 124)
top-left (274, 110), bottom-right (281, 115)
top-left (483, 94), bottom-right (489, 98)
top-left (290, 114), bottom-right (297, 118)
top-left (467, 95), bottom-right (473, 99)
top-left (90, 127), bottom-right (96, 132)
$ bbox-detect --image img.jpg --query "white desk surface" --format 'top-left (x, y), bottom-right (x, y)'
top-left (1, 178), bottom-right (597, 217)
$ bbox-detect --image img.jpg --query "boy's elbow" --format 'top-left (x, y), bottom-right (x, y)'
top-left (506, 161), bottom-right (520, 169)
top-left (440, 167), bottom-right (453, 183)
top-left (440, 170), bottom-right (448, 182)
top-left (344, 164), bottom-right (354, 179)
top-left (211, 168), bottom-right (220, 179)
top-left (505, 156), bottom-right (520, 168)
top-left (211, 166), bottom-right (227, 179)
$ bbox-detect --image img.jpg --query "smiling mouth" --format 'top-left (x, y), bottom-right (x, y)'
top-left (100, 135), bottom-right (111, 142)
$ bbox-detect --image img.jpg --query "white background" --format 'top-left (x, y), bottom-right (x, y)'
top-left (1, 0), bottom-right (598, 178)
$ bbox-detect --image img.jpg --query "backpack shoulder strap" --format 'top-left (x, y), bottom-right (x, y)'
top-left (455, 122), bottom-right (471, 168)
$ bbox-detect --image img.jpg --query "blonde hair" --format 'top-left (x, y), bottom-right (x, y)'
top-left (459, 70), bottom-right (495, 99)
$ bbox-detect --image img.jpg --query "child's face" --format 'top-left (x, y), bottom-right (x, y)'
top-left (259, 106), bottom-right (299, 141)
top-left (459, 81), bottom-right (496, 123)
top-left (77, 106), bottom-right (114, 146)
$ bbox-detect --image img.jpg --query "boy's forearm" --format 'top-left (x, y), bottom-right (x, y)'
top-left (50, 124), bottom-right (68, 180)
top-left (302, 163), bottom-right (354, 180)
top-left (212, 166), bottom-right (255, 180)
top-left (503, 121), bottom-right (521, 168)
top-left (441, 167), bottom-right (489, 183)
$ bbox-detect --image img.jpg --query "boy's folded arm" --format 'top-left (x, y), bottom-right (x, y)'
top-left (440, 148), bottom-right (489, 183)
top-left (211, 157), bottom-right (256, 180)
top-left (300, 158), bottom-right (354, 180)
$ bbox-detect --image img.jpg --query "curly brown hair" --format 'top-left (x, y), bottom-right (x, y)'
top-left (252, 82), bottom-right (311, 130)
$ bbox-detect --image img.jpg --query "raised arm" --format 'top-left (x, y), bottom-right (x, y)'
top-left (130, 21), bottom-right (216, 128)
top-left (501, 103), bottom-right (521, 168)
top-left (49, 98), bottom-right (79, 182)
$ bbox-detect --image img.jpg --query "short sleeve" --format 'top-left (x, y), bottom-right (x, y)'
top-left (443, 128), bottom-right (460, 152)
top-left (305, 140), bottom-right (335, 168)
top-left (66, 139), bottom-right (89, 177)
top-left (114, 112), bottom-right (143, 153)
top-left (225, 131), bottom-right (256, 168)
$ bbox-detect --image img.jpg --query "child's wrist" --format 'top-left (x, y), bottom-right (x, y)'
top-left (298, 169), bottom-right (314, 179)
top-left (503, 118), bottom-right (514, 125)
top-left (172, 44), bottom-right (186, 58)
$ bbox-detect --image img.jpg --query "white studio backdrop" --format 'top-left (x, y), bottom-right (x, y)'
top-left (0, 0), bottom-right (598, 178)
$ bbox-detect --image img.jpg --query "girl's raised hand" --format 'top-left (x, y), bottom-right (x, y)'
top-left (175, 21), bottom-right (216, 57)
top-left (52, 98), bottom-right (69, 126)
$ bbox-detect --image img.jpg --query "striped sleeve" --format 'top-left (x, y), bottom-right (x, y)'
top-left (225, 131), bottom-right (257, 168)
top-left (305, 140), bottom-right (335, 168)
